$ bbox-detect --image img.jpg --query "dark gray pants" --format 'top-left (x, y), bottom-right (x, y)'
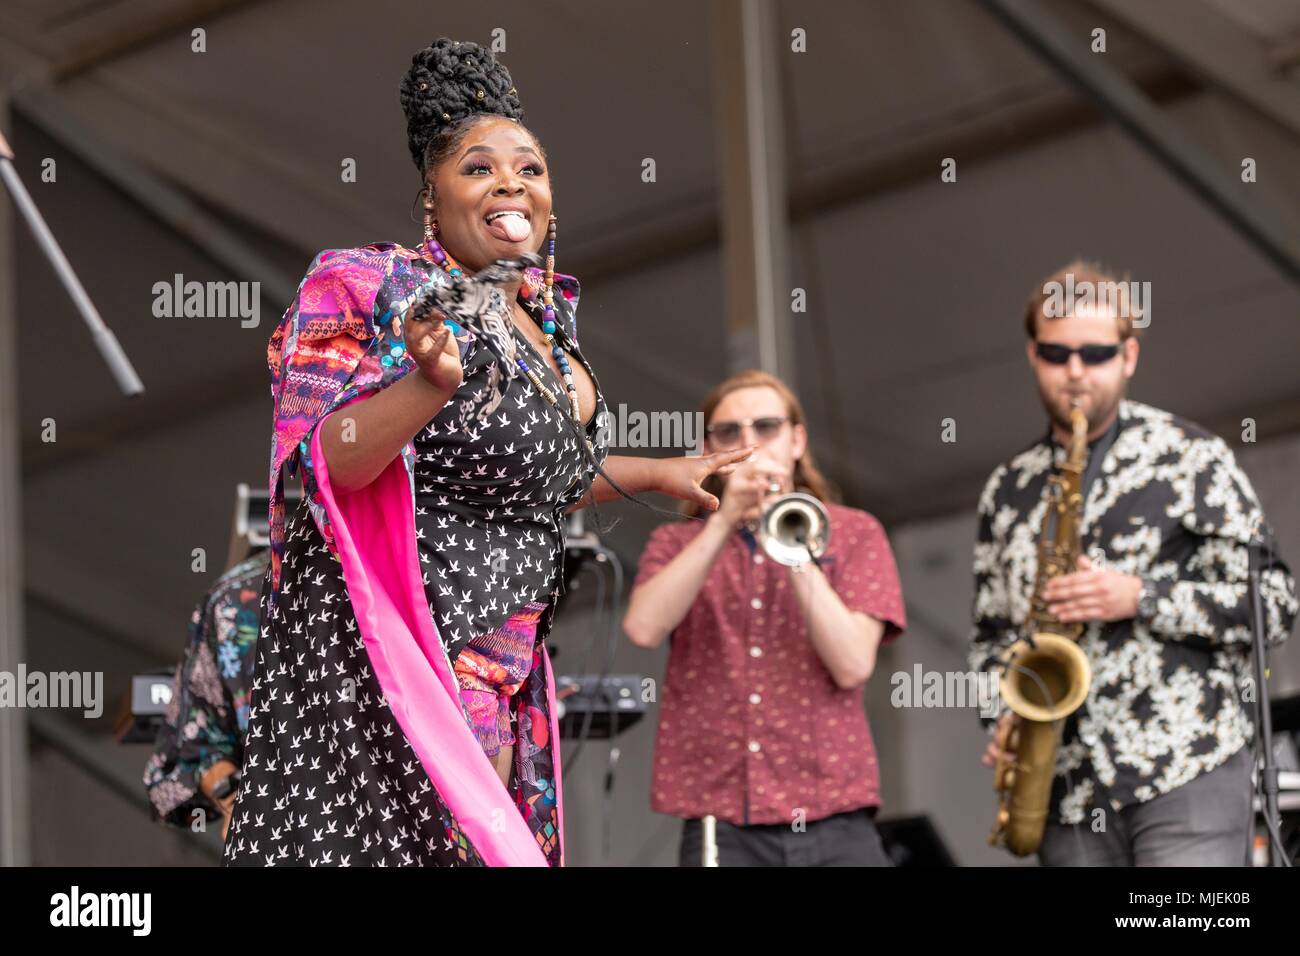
top-left (1038, 746), bottom-right (1254, 867)
top-left (678, 808), bottom-right (892, 867)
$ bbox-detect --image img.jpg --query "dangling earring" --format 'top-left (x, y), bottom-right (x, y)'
top-left (542, 213), bottom-right (558, 333)
top-left (421, 197), bottom-right (462, 276)
top-left (419, 183), bottom-right (437, 248)
top-left (540, 212), bottom-right (581, 422)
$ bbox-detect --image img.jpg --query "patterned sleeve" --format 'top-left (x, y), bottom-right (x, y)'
top-left (142, 592), bottom-right (239, 827)
top-left (1141, 438), bottom-right (1298, 648)
top-left (265, 246), bottom-right (468, 603)
top-left (832, 510), bottom-right (906, 643)
top-left (968, 466), bottom-right (1016, 728)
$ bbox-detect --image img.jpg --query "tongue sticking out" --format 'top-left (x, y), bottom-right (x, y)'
top-left (486, 214), bottom-right (531, 243)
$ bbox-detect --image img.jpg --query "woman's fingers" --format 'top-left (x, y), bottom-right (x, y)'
top-left (714, 446), bottom-right (757, 466)
top-left (413, 333), bottom-right (443, 360)
top-left (687, 482), bottom-right (720, 510)
top-left (416, 323), bottom-right (452, 355)
top-left (704, 447), bottom-right (755, 476)
top-left (406, 311), bottom-right (446, 345)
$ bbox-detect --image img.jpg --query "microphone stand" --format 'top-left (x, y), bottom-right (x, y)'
top-left (1248, 535), bottom-right (1290, 866)
top-left (701, 815), bottom-right (719, 866)
top-left (0, 129), bottom-right (143, 396)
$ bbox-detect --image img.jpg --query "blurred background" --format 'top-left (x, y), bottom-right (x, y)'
top-left (0, 0), bottom-right (1298, 866)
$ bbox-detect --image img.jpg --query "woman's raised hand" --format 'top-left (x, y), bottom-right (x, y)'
top-left (404, 298), bottom-right (464, 396)
top-left (655, 446), bottom-right (757, 513)
top-left (407, 254), bottom-right (541, 386)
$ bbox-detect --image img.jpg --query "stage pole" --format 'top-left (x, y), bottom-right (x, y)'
top-left (0, 93), bottom-right (32, 867)
top-left (713, 0), bottom-right (797, 384)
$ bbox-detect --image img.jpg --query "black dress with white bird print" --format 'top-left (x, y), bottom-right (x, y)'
top-left (223, 281), bottom-right (609, 866)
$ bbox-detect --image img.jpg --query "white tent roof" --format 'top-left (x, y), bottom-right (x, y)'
top-left (3, 0), bottom-right (1299, 766)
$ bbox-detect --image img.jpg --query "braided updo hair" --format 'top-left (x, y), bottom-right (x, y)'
top-left (399, 38), bottom-right (537, 193)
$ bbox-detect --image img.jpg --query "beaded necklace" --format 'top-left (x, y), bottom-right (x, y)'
top-left (419, 216), bottom-right (587, 430)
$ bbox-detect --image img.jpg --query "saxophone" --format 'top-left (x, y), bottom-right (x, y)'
top-left (989, 405), bottom-right (1093, 856)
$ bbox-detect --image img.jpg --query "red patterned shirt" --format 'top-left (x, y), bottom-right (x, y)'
top-left (633, 503), bottom-right (906, 825)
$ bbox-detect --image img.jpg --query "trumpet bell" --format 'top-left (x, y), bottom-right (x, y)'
top-left (759, 492), bottom-right (830, 566)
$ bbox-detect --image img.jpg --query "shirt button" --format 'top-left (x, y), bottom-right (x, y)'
top-left (749, 693), bottom-right (761, 705)
top-left (754, 554), bottom-right (764, 565)
top-left (750, 597), bottom-right (763, 610)
top-left (749, 646), bottom-right (762, 658)
top-left (748, 741), bottom-right (761, 753)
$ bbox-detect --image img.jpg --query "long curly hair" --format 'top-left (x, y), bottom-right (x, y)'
top-left (683, 370), bottom-right (840, 518)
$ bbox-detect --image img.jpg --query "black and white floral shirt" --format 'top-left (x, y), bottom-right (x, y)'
top-left (969, 400), bottom-right (1297, 823)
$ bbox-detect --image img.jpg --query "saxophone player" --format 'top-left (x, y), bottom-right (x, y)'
top-left (972, 260), bottom-right (1297, 866)
top-left (624, 370), bottom-right (906, 866)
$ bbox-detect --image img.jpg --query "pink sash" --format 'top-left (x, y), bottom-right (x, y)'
top-left (309, 408), bottom-right (563, 867)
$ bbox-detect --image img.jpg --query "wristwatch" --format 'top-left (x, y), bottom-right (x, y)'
top-left (210, 769), bottom-right (241, 802)
top-left (1136, 577), bottom-right (1160, 622)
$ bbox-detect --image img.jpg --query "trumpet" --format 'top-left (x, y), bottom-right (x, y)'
top-left (756, 491), bottom-right (830, 566)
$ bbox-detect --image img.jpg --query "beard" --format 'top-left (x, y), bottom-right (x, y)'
top-left (1039, 378), bottom-right (1125, 436)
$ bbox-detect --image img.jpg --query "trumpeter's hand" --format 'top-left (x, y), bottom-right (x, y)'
top-left (713, 455), bottom-right (789, 526)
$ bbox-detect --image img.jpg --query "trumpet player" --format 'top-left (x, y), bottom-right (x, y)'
top-left (624, 370), bottom-right (906, 866)
top-left (971, 260), bottom-right (1297, 866)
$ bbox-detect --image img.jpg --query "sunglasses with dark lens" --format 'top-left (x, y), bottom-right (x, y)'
top-left (705, 416), bottom-right (789, 447)
top-left (1035, 342), bottom-right (1122, 366)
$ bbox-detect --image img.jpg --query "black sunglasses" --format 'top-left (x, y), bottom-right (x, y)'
top-left (705, 416), bottom-right (789, 447)
top-left (1035, 342), bottom-right (1121, 366)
